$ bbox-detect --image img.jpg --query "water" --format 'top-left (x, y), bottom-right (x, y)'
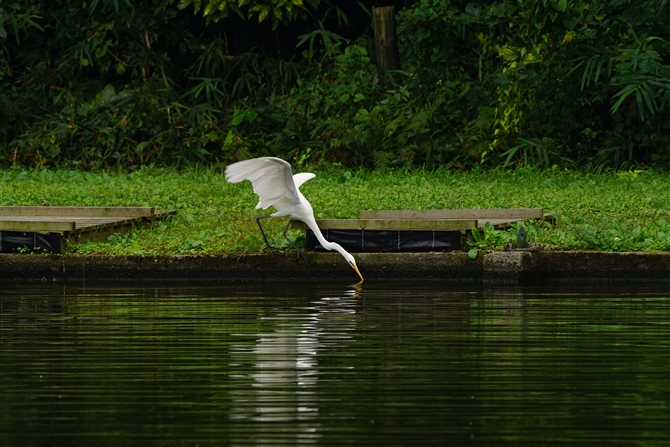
top-left (1, 282), bottom-right (669, 446)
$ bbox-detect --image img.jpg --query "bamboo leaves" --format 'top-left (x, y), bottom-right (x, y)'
top-left (175, 0), bottom-right (318, 27)
top-left (610, 78), bottom-right (667, 121)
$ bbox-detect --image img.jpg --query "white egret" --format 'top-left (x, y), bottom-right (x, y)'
top-left (225, 156), bottom-right (364, 281)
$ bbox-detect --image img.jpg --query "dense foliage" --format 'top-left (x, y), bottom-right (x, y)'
top-left (397, 0), bottom-right (670, 169)
top-left (1, 0), bottom-right (668, 170)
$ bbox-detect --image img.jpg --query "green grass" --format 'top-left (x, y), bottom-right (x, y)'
top-left (1, 166), bottom-right (669, 255)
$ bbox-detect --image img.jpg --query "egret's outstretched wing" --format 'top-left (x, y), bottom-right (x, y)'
top-left (225, 157), bottom-right (299, 210)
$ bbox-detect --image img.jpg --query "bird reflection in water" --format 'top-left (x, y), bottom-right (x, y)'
top-left (228, 284), bottom-right (360, 444)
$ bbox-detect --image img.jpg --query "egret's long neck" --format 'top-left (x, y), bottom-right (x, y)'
top-left (302, 215), bottom-right (363, 281)
top-left (302, 216), bottom-right (337, 251)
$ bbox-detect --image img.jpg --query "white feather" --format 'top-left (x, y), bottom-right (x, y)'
top-left (225, 156), bottom-right (363, 281)
top-left (225, 157), bottom-right (310, 211)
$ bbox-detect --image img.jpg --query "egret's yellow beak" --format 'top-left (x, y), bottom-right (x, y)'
top-left (351, 262), bottom-right (364, 282)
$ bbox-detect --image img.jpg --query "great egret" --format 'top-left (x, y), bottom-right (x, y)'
top-left (225, 156), bottom-right (364, 281)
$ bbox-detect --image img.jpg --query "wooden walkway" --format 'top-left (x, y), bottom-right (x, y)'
top-left (292, 208), bottom-right (553, 232)
top-left (0, 206), bottom-right (175, 247)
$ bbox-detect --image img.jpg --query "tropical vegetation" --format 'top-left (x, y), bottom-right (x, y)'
top-left (1, 0), bottom-right (669, 170)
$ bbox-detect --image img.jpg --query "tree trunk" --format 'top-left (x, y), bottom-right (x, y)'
top-left (373, 6), bottom-right (400, 81)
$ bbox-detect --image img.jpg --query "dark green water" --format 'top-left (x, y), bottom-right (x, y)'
top-left (1, 282), bottom-right (669, 446)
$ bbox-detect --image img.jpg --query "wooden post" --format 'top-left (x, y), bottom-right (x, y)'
top-left (373, 6), bottom-right (400, 79)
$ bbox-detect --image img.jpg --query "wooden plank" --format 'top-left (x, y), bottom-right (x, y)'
top-left (0, 208), bottom-right (175, 248)
top-left (0, 206), bottom-right (154, 218)
top-left (0, 216), bottom-right (117, 222)
top-left (292, 219), bottom-right (477, 231)
top-left (70, 218), bottom-right (137, 230)
top-left (478, 218), bottom-right (525, 229)
top-left (73, 222), bottom-right (138, 243)
top-left (361, 208), bottom-right (544, 220)
top-left (0, 220), bottom-right (76, 232)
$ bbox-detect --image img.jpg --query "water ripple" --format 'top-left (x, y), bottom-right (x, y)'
top-left (1, 282), bottom-right (669, 446)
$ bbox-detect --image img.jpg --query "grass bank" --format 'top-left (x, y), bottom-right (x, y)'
top-left (1, 167), bottom-right (669, 255)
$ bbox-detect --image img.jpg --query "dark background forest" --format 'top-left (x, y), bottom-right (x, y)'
top-left (1, 0), bottom-right (668, 170)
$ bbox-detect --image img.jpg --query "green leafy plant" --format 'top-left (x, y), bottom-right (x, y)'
top-left (264, 229), bottom-right (306, 252)
top-left (2, 0), bottom-right (670, 171)
top-left (466, 222), bottom-right (506, 259)
top-left (397, 0), bottom-right (670, 169)
top-left (171, 0), bottom-right (321, 27)
top-left (467, 227), bottom-right (486, 260)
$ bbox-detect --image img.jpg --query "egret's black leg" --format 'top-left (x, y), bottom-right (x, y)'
top-left (256, 215), bottom-right (279, 251)
top-left (282, 220), bottom-right (306, 261)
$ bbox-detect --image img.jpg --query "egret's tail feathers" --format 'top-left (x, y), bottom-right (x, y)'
top-left (292, 172), bottom-right (316, 189)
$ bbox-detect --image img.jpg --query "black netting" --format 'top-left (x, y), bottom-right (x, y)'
top-left (306, 230), bottom-right (461, 253)
top-left (0, 231), bottom-right (62, 254)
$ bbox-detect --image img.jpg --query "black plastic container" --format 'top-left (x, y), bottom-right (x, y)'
top-left (306, 229), bottom-right (461, 253)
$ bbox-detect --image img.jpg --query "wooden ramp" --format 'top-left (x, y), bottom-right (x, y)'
top-left (292, 208), bottom-right (553, 232)
top-left (291, 208), bottom-right (553, 253)
top-left (0, 207), bottom-right (175, 252)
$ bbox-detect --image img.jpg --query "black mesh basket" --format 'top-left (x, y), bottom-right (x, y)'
top-left (306, 229), bottom-right (461, 253)
top-left (0, 231), bottom-right (62, 254)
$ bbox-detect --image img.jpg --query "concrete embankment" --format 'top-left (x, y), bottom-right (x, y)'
top-left (1, 251), bottom-right (669, 283)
